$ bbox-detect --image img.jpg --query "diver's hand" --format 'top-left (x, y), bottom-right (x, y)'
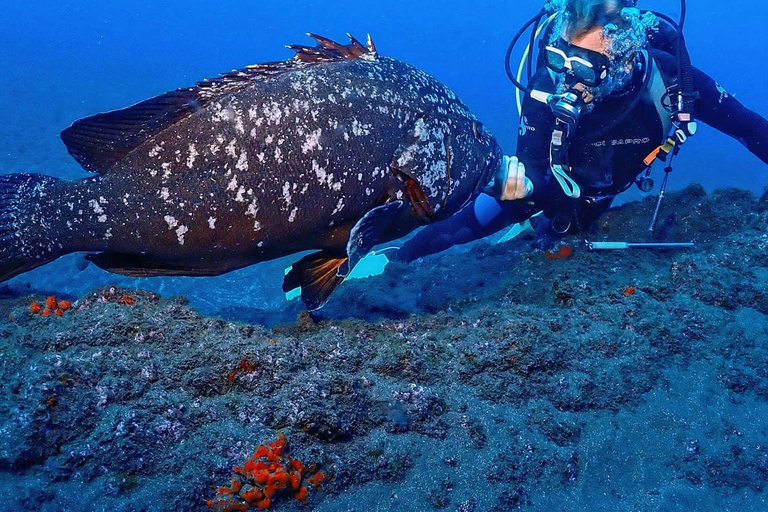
top-left (494, 156), bottom-right (534, 201)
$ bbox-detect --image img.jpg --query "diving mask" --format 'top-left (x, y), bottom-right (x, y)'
top-left (545, 38), bottom-right (611, 87)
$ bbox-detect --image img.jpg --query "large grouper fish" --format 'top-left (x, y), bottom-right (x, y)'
top-left (0, 33), bottom-right (501, 310)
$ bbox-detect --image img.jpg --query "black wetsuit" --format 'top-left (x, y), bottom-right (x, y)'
top-left (395, 49), bottom-right (768, 262)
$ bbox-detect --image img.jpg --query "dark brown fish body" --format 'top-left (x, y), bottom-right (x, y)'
top-left (0, 34), bottom-right (501, 309)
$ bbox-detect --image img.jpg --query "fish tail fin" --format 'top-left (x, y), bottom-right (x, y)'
top-left (0, 173), bottom-right (61, 282)
top-left (283, 251), bottom-right (348, 311)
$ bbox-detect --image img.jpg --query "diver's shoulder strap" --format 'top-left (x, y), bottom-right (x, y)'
top-left (647, 52), bottom-right (674, 137)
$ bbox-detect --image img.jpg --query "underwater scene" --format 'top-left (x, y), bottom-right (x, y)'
top-left (1, 0), bottom-right (767, 510)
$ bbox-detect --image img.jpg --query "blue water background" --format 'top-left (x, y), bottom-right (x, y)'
top-left (0, 0), bottom-right (765, 315)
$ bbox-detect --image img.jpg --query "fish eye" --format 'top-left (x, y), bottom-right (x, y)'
top-left (472, 122), bottom-right (485, 142)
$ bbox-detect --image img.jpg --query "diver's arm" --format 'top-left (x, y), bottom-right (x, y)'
top-left (655, 52), bottom-right (768, 164)
top-left (393, 193), bottom-right (535, 263)
top-left (692, 68), bottom-right (768, 164)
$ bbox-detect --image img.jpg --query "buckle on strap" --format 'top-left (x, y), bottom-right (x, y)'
top-left (549, 126), bottom-right (580, 199)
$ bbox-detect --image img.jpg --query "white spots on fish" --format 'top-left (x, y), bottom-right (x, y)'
top-left (312, 160), bottom-right (334, 189)
top-left (212, 105), bottom-right (236, 123)
top-left (302, 128), bottom-right (323, 154)
top-left (149, 144), bottom-right (163, 158)
top-left (176, 225), bottom-right (189, 245)
top-left (210, 143), bottom-right (221, 155)
top-left (357, 173), bottom-right (363, 181)
top-left (89, 198), bottom-right (105, 215)
top-left (162, 162), bottom-right (172, 179)
top-left (288, 207), bottom-right (298, 223)
top-left (122, 194), bottom-right (130, 207)
top-left (88, 198), bottom-right (108, 223)
top-left (226, 139), bottom-right (238, 159)
top-left (263, 102), bottom-right (283, 125)
top-left (257, 152), bottom-right (266, 163)
top-left (187, 144), bottom-right (199, 169)
top-left (250, 128), bottom-right (257, 138)
top-left (282, 181), bottom-right (293, 206)
top-left (331, 198), bottom-right (345, 216)
top-left (159, 188), bottom-right (171, 201)
top-left (234, 115), bottom-right (245, 135)
top-left (104, 228), bottom-right (113, 239)
top-left (227, 176), bottom-right (238, 192)
top-left (208, 217), bottom-right (217, 229)
top-left (246, 200), bottom-right (259, 218)
top-left (275, 147), bottom-right (283, 164)
top-left (174, 149), bottom-right (182, 163)
top-left (235, 187), bottom-right (247, 203)
top-left (413, 118), bottom-right (428, 141)
top-left (164, 215), bottom-right (188, 245)
top-left (265, 134), bottom-right (274, 145)
top-left (351, 119), bottom-right (372, 137)
top-left (236, 152), bottom-right (249, 172)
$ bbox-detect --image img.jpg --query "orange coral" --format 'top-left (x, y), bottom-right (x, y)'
top-left (207, 433), bottom-right (325, 511)
top-left (622, 286), bottom-right (636, 297)
top-left (545, 245), bottom-right (573, 261)
top-left (31, 297), bottom-right (73, 317)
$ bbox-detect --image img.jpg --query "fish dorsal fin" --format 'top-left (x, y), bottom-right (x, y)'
top-left (60, 33), bottom-right (378, 174)
top-left (287, 33), bottom-right (378, 64)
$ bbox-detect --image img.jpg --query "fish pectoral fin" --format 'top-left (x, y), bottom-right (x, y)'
top-left (390, 117), bottom-right (452, 224)
top-left (338, 201), bottom-right (409, 277)
top-left (283, 251), bottom-right (348, 311)
top-left (86, 252), bottom-right (227, 277)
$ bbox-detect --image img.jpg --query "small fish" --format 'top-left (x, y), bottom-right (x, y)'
top-left (0, 33), bottom-right (501, 310)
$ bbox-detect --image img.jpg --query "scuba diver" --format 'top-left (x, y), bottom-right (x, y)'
top-left (363, 0), bottom-right (768, 268)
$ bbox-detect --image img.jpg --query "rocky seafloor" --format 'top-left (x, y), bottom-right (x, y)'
top-left (1, 185), bottom-right (768, 512)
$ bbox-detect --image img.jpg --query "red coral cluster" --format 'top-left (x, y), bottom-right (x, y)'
top-left (207, 434), bottom-right (325, 511)
top-left (225, 355), bottom-right (258, 382)
top-left (100, 288), bottom-right (136, 306)
top-left (30, 296), bottom-right (71, 317)
top-left (545, 245), bottom-right (573, 261)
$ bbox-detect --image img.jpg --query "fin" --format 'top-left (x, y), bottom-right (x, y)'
top-left (62, 33), bottom-right (378, 175)
top-left (338, 201), bottom-right (408, 277)
top-left (389, 117), bottom-right (453, 224)
top-left (0, 174), bottom-right (61, 283)
top-left (289, 33), bottom-right (378, 63)
top-left (495, 220), bottom-right (535, 245)
top-left (282, 251), bottom-right (348, 311)
top-left (61, 89), bottom-right (201, 174)
top-left (85, 252), bottom-right (228, 277)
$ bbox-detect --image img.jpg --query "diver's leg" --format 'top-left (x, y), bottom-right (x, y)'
top-left (393, 193), bottom-right (537, 263)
